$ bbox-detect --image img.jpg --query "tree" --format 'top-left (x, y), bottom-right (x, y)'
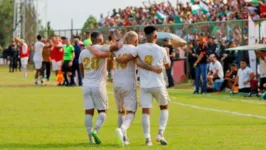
top-left (81, 15), bottom-right (97, 33)
top-left (0, 1), bottom-right (38, 46)
top-left (39, 21), bottom-right (55, 39)
top-left (0, 0), bottom-right (14, 46)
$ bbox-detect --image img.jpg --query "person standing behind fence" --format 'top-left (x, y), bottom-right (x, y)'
top-left (42, 38), bottom-right (51, 82)
top-left (193, 37), bottom-right (208, 95)
top-left (207, 36), bottom-right (217, 56)
top-left (71, 39), bottom-right (82, 86)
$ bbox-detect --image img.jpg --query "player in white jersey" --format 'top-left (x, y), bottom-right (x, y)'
top-left (79, 32), bottom-right (122, 145)
top-left (87, 31), bottom-right (163, 146)
top-left (33, 35), bottom-right (45, 85)
top-left (115, 26), bottom-right (171, 146)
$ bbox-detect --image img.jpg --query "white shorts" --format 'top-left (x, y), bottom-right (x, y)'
top-left (114, 87), bottom-right (137, 112)
top-left (140, 87), bottom-right (170, 108)
top-left (34, 60), bottom-right (42, 70)
top-left (21, 57), bottom-right (28, 68)
top-left (83, 85), bottom-right (108, 110)
top-left (52, 60), bottom-right (62, 71)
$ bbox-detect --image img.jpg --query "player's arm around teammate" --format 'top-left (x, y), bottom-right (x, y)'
top-left (135, 26), bottom-right (171, 146)
top-left (115, 31), bottom-right (164, 74)
top-left (79, 32), bottom-right (117, 145)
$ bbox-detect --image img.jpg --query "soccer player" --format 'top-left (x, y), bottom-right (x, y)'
top-left (87, 31), bottom-right (163, 146)
top-left (42, 38), bottom-right (52, 82)
top-left (62, 38), bottom-right (75, 86)
top-left (118, 26), bottom-right (171, 146)
top-left (138, 26), bottom-right (171, 146)
top-left (50, 35), bottom-right (64, 84)
top-left (14, 36), bottom-right (29, 78)
top-left (33, 35), bottom-right (45, 85)
top-left (79, 32), bottom-right (121, 145)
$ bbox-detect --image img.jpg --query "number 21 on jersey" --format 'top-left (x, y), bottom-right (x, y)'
top-left (144, 55), bottom-right (153, 66)
top-left (82, 57), bottom-right (100, 70)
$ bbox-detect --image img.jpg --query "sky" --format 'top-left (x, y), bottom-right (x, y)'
top-left (37, 0), bottom-right (188, 30)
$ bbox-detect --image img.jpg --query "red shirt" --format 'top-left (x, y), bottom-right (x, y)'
top-left (20, 43), bottom-right (29, 58)
top-left (50, 42), bottom-right (63, 61)
top-left (260, 5), bottom-right (266, 18)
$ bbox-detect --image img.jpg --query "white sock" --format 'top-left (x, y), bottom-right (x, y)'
top-left (159, 109), bottom-right (169, 136)
top-left (121, 113), bottom-right (135, 131)
top-left (95, 112), bottom-right (106, 132)
top-left (142, 114), bottom-right (151, 139)
top-left (118, 114), bottom-right (125, 128)
top-left (40, 76), bottom-right (43, 82)
top-left (23, 67), bottom-right (27, 77)
top-left (35, 79), bottom-right (38, 82)
top-left (85, 115), bottom-right (93, 140)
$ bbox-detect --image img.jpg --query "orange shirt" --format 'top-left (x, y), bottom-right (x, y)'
top-left (42, 47), bottom-right (51, 62)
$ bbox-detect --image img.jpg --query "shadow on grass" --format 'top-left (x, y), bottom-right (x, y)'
top-left (0, 143), bottom-right (119, 149)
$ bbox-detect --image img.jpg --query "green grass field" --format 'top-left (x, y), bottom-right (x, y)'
top-left (1, 65), bottom-right (266, 150)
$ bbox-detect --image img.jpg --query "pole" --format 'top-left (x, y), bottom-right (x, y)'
top-left (13, 0), bottom-right (17, 37)
top-left (36, 0), bottom-right (39, 35)
top-left (45, 0), bottom-right (48, 37)
top-left (71, 18), bottom-right (73, 38)
top-left (22, 0), bottom-right (26, 39)
top-left (185, 23), bottom-right (189, 80)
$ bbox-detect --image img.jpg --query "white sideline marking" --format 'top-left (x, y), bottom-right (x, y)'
top-left (171, 101), bottom-right (266, 120)
top-left (108, 91), bottom-right (266, 120)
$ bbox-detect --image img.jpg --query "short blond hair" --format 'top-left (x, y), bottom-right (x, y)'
top-left (126, 31), bottom-right (138, 44)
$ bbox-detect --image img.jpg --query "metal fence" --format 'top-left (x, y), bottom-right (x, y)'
top-left (46, 19), bottom-right (266, 80)
top-left (2, 19), bottom-right (266, 71)
top-left (51, 19), bottom-right (266, 46)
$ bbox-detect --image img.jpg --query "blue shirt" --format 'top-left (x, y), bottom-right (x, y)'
top-left (73, 45), bottom-right (81, 64)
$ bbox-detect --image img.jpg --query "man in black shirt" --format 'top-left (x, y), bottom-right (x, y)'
top-left (221, 63), bottom-right (238, 90)
top-left (207, 36), bottom-right (217, 56)
top-left (188, 41), bottom-right (197, 80)
top-left (7, 41), bottom-right (18, 72)
top-left (193, 38), bottom-right (208, 94)
top-left (70, 39), bottom-right (82, 86)
top-left (163, 38), bottom-right (175, 88)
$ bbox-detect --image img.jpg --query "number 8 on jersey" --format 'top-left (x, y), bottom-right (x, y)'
top-left (144, 55), bottom-right (153, 66)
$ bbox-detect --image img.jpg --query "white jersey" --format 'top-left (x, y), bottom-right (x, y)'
top-left (79, 44), bottom-right (110, 87)
top-left (33, 41), bottom-right (45, 61)
top-left (209, 60), bottom-right (224, 79)
top-left (132, 43), bottom-right (170, 88)
top-left (113, 45), bottom-right (137, 89)
top-left (238, 67), bottom-right (253, 89)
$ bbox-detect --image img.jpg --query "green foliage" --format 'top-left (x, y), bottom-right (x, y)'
top-left (39, 21), bottom-right (55, 38)
top-left (0, 0), bottom-right (14, 46)
top-left (81, 15), bottom-right (97, 33)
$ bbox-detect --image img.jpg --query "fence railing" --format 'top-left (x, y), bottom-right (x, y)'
top-left (49, 19), bottom-right (266, 46)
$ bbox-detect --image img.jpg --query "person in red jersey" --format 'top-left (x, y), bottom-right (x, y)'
top-left (50, 35), bottom-right (64, 85)
top-left (14, 36), bottom-right (29, 78)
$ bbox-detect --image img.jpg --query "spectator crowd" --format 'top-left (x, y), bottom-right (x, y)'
top-left (97, 0), bottom-right (266, 28)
